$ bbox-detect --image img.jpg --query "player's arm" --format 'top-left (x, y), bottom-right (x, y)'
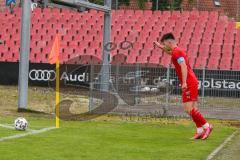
top-left (153, 41), bottom-right (171, 54)
top-left (178, 57), bottom-right (187, 89)
top-left (153, 41), bottom-right (164, 49)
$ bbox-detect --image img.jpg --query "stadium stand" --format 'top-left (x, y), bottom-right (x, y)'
top-left (0, 7), bottom-right (240, 70)
top-left (182, 0), bottom-right (239, 20)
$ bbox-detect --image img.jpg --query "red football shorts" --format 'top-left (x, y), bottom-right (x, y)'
top-left (182, 84), bottom-right (198, 103)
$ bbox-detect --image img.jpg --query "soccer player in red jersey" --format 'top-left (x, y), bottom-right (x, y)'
top-left (154, 33), bottom-right (213, 140)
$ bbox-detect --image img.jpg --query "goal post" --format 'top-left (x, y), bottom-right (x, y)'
top-left (18, 0), bottom-right (112, 115)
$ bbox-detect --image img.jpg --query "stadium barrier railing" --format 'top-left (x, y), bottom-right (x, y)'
top-left (88, 64), bottom-right (240, 120)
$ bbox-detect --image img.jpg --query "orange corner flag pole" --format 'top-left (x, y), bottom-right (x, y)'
top-left (49, 34), bottom-right (60, 128)
top-left (55, 60), bottom-right (60, 128)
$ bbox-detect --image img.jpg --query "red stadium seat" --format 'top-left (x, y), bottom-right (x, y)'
top-left (143, 42), bottom-right (154, 50)
top-left (136, 55), bottom-right (149, 64)
top-left (189, 10), bottom-right (199, 20)
top-left (138, 33), bottom-right (148, 43)
top-left (170, 11), bottom-right (181, 20)
top-left (144, 10), bottom-right (152, 17)
top-left (162, 11), bottom-right (171, 19)
top-left (232, 57), bottom-right (240, 70)
top-left (79, 41), bottom-right (89, 50)
top-left (219, 58), bottom-right (232, 70)
top-left (31, 34), bottom-right (42, 41)
top-left (188, 57), bottom-right (195, 68)
top-left (0, 9), bottom-right (239, 70)
top-left (37, 41), bottom-right (47, 48)
top-left (110, 48), bottom-right (118, 57)
top-left (74, 47), bottom-right (85, 56)
top-left (111, 54), bottom-right (127, 64)
top-left (160, 55), bottom-right (171, 67)
top-left (152, 10), bottom-right (161, 18)
top-left (126, 54), bottom-right (137, 64)
top-left (77, 54), bottom-right (102, 65)
top-left (68, 41), bottom-right (79, 48)
top-left (149, 54), bottom-right (161, 65)
top-left (236, 30), bottom-right (240, 43)
top-left (234, 45), bottom-right (240, 58)
top-left (199, 44), bottom-right (210, 58)
top-left (182, 11), bottom-right (190, 18)
top-left (199, 11), bottom-right (209, 18)
top-left (187, 44), bottom-right (198, 58)
top-left (0, 46), bottom-right (8, 62)
top-left (63, 47), bottom-right (74, 61)
top-left (222, 44), bottom-right (233, 59)
top-left (89, 41), bottom-right (101, 49)
top-left (179, 43), bottom-right (188, 51)
top-left (85, 48), bottom-right (96, 56)
top-left (207, 58), bottom-right (219, 70)
top-left (126, 34), bottom-right (137, 43)
top-left (210, 44), bottom-right (221, 58)
top-left (195, 57), bottom-right (207, 69)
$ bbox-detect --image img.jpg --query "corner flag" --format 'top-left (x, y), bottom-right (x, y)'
top-left (236, 22), bottom-right (240, 29)
top-left (49, 34), bottom-right (60, 128)
top-left (49, 34), bottom-right (60, 64)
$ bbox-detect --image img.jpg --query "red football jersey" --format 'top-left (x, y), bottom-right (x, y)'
top-left (171, 47), bottom-right (198, 86)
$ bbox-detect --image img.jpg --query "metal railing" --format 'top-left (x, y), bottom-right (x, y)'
top-left (88, 64), bottom-right (240, 120)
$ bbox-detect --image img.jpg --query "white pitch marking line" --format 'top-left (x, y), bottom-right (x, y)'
top-left (0, 124), bottom-right (15, 130)
top-left (0, 123), bottom-right (36, 132)
top-left (0, 127), bottom-right (56, 142)
top-left (206, 130), bottom-right (239, 160)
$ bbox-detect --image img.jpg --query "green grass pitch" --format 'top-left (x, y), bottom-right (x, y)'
top-left (0, 116), bottom-right (236, 160)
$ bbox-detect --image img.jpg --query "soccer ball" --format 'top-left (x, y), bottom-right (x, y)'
top-left (142, 86), bottom-right (150, 92)
top-left (14, 117), bottom-right (28, 131)
top-left (151, 87), bottom-right (159, 92)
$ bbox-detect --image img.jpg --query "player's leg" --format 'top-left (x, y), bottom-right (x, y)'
top-left (192, 102), bottom-right (209, 128)
top-left (192, 102), bottom-right (208, 129)
top-left (192, 101), bottom-right (213, 140)
top-left (183, 101), bottom-right (204, 139)
top-left (182, 86), bottom-right (213, 139)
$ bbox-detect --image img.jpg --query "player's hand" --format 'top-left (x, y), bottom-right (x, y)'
top-left (153, 41), bottom-right (164, 49)
top-left (181, 83), bottom-right (188, 90)
top-left (154, 41), bottom-right (172, 54)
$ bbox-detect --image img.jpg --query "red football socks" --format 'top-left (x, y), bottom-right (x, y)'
top-left (190, 107), bottom-right (207, 128)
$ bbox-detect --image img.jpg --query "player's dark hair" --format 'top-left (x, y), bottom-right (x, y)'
top-left (161, 33), bottom-right (175, 42)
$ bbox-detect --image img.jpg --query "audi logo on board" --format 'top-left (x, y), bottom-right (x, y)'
top-left (29, 69), bottom-right (89, 82)
top-left (29, 69), bottom-right (56, 81)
